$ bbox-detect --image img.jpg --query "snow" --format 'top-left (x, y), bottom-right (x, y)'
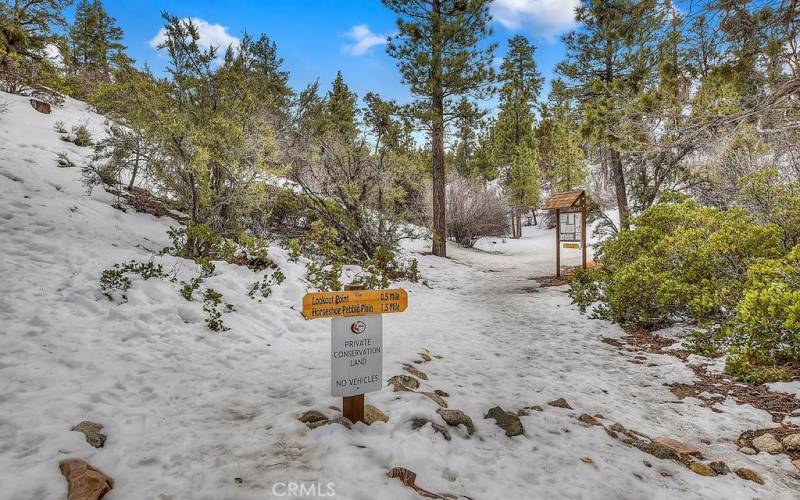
top-left (1, 91), bottom-right (799, 499)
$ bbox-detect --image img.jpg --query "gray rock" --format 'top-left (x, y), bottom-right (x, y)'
top-left (411, 418), bottom-right (451, 441)
top-left (484, 406), bottom-right (524, 437)
top-left (387, 375), bottom-right (419, 392)
top-left (71, 421), bottom-right (106, 449)
top-left (364, 404), bottom-right (388, 424)
top-left (782, 433), bottom-right (800, 451)
top-left (578, 414), bottom-right (601, 426)
top-left (752, 433), bottom-right (782, 454)
top-left (402, 364), bottom-right (428, 381)
top-left (709, 461), bottom-right (730, 475)
top-left (437, 409), bottom-right (476, 436)
top-left (688, 462), bottom-right (717, 477)
top-left (734, 467), bottom-right (764, 485)
top-left (307, 416), bottom-right (352, 430)
top-left (420, 391), bottom-right (448, 408)
top-left (298, 410), bottom-right (327, 425)
top-left (738, 446), bottom-right (757, 455)
top-left (547, 398), bottom-right (572, 409)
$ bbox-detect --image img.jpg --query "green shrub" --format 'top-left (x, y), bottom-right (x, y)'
top-left (287, 238), bottom-right (301, 262)
top-left (99, 260), bottom-right (168, 301)
top-left (203, 288), bottom-right (234, 332)
top-left (248, 270), bottom-right (286, 299)
top-left (72, 124), bottom-right (93, 147)
top-left (726, 245), bottom-right (800, 369)
top-left (303, 222), bottom-right (346, 291)
top-left (572, 198), bottom-right (783, 328)
top-left (180, 276), bottom-right (203, 301)
top-left (569, 194), bottom-right (800, 383)
top-left (100, 267), bottom-right (132, 300)
top-left (725, 350), bottom-right (794, 384)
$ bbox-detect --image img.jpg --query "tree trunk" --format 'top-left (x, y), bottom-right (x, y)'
top-left (430, 0), bottom-right (446, 257)
top-left (608, 148), bottom-right (630, 230)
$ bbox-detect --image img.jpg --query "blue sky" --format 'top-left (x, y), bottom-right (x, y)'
top-left (68, 0), bottom-right (581, 107)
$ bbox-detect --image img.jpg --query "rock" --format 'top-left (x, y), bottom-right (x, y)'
top-left (388, 375), bottom-right (419, 392)
top-left (403, 364), bottom-right (428, 380)
top-left (738, 446), bottom-right (757, 455)
top-left (578, 414), bottom-right (601, 426)
top-left (526, 405), bottom-right (544, 412)
top-left (433, 389), bottom-right (449, 398)
top-left (411, 418), bottom-right (451, 441)
top-left (387, 467), bottom-right (446, 499)
top-left (547, 398), bottom-right (572, 409)
top-left (484, 406), bottom-right (523, 437)
top-left (30, 99), bottom-right (51, 114)
top-left (734, 467), bottom-right (764, 485)
top-left (298, 410), bottom-right (327, 425)
top-left (636, 440), bottom-right (680, 461)
top-left (59, 458), bottom-right (112, 500)
top-left (71, 421), bottom-right (106, 449)
top-left (709, 461), bottom-right (730, 475)
top-left (781, 433), bottom-right (800, 451)
top-left (688, 462), bottom-right (717, 477)
top-left (364, 404), bottom-right (388, 424)
top-left (652, 437), bottom-right (702, 460)
top-left (307, 416), bottom-right (352, 430)
top-left (437, 409), bottom-right (476, 436)
top-left (420, 392), bottom-right (448, 408)
top-left (328, 405), bottom-right (341, 412)
top-left (700, 438), bottom-right (711, 445)
top-left (792, 459), bottom-right (800, 472)
top-left (609, 423), bottom-right (626, 433)
top-left (419, 352), bottom-right (432, 362)
top-left (752, 433), bottom-right (782, 454)
top-left (643, 461), bottom-right (652, 468)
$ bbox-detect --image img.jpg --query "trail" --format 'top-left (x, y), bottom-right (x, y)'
top-left (1, 91), bottom-right (797, 499)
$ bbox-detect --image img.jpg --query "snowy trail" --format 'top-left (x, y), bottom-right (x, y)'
top-left (316, 240), bottom-right (798, 500)
top-left (1, 92), bottom-right (798, 499)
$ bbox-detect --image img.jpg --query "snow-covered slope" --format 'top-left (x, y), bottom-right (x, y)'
top-left (1, 92), bottom-right (798, 499)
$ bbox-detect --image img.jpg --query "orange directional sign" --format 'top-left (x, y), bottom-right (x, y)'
top-left (302, 288), bottom-right (408, 319)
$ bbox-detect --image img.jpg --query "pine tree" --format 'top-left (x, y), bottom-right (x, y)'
top-left (452, 97), bottom-right (484, 178)
top-left (537, 104), bottom-right (586, 194)
top-left (68, 0), bottom-right (125, 80)
top-left (556, 0), bottom-right (664, 230)
top-left (495, 35), bottom-right (542, 238)
top-left (325, 71), bottom-right (359, 141)
top-left (0, 0), bottom-right (70, 93)
top-left (384, 0), bottom-right (496, 257)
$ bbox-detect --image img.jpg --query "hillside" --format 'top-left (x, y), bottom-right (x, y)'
top-left (2, 92), bottom-right (800, 499)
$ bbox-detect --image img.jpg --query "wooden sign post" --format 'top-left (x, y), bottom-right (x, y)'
top-left (302, 284), bottom-right (408, 424)
top-left (542, 190), bottom-right (588, 278)
top-left (341, 284), bottom-right (364, 424)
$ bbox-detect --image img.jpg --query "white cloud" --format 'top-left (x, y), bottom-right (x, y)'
top-left (342, 24), bottom-right (388, 56)
top-left (491, 0), bottom-right (580, 41)
top-left (149, 18), bottom-right (240, 55)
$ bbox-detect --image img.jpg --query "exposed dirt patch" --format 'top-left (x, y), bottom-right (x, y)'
top-left (108, 186), bottom-right (185, 220)
top-left (668, 364), bottom-right (800, 423)
top-left (620, 325), bottom-right (690, 360)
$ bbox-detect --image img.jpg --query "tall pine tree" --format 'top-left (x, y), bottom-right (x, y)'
top-left (68, 0), bottom-right (125, 80)
top-left (557, 0), bottom-right (663, 230)
top-left (495, 35), bottom-right (542, 238)
top-left (384, 0), bottom-right (495, 257)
